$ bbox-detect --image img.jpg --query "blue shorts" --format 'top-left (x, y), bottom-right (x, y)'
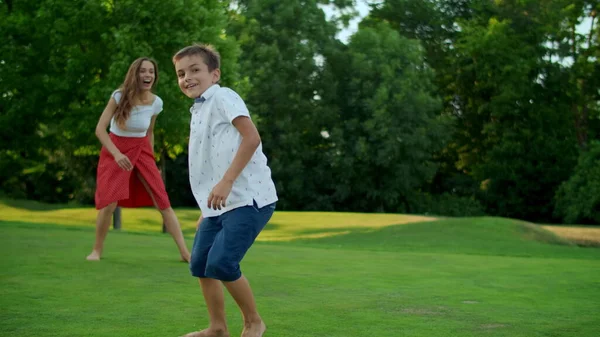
top-left (190, 201), bottom-right (276, 281)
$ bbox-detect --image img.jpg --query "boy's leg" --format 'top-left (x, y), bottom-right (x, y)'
top-left (204, 202), bottom-right (275, 337)
top-left (194, 278), bottom-right (229, 336)
top-left (183, 217), bottom-right (230, 337)
top-left (86, 202), bottom-right (118, 260)
top-left (223, 276), bottom-right (266, 337)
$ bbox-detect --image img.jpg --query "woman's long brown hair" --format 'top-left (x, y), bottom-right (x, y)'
top-left (113, 57), bottom-right (159, 128)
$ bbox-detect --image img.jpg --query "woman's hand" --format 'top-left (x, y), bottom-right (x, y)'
top-left (113, 152), bottom-right (133, 171)
top-left (207, 179), bottom-right (234, 210)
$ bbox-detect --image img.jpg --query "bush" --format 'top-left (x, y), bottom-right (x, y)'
top-left (409, 193), bottom-right (485, 217)
top-left (554, 141), bottom-right (600, 224)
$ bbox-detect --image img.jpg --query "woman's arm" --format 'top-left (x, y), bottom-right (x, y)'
top-left (95, 97), bottom-right (133, 171)
top-left (147, 115), bottom-right (158, 150)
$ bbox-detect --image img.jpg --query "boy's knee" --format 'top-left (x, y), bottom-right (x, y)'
top-left (189, 255), bottom-right (206, 277)
top-left (205, 255), bottom-right (241, 282)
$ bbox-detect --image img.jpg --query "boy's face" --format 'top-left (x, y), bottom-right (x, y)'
top-left (175, 55), bottom-right (221, 99)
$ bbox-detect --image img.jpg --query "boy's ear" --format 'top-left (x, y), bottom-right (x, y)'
top-left (212, 68), bottom-right (221, 83)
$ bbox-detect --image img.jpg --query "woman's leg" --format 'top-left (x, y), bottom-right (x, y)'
top-left (160, 206), bottom-right (191, 262)
top-left (137, 172), bottom-right (191, 262)
top-left (86, 202), bottom-right (118, 260)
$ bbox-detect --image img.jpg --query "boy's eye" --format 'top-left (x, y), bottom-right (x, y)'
top-left (178, 73), bottom-right (185, 78)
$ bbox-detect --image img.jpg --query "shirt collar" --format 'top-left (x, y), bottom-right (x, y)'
top-left (194, 84), bottom-right (220, 103)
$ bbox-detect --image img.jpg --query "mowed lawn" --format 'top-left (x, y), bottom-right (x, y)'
top-left (1, 200), bottom-right (600, 337)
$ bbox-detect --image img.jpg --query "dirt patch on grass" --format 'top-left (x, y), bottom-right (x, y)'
top-left (541, 226), bottom-right (600, 247)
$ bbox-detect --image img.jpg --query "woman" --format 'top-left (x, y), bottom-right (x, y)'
top-left (87, 57), bottom-right (190, 262)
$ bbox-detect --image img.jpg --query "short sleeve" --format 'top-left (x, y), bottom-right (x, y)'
top-left (153, 96), bottom-right (163, 115)
top-left (216, 88), bottom-right (250, 123)
top-left (111, 90), bottom-right (122, 104)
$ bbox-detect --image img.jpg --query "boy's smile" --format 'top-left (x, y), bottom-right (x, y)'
top-left (175, 55), bottom-right (220, 99)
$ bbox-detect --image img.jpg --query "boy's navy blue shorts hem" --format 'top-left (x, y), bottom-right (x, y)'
top-left (189, 201), bottom-right (276, 282)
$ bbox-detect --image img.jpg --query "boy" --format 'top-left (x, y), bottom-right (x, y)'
top-left (173, 44), bottom-right (277, 337)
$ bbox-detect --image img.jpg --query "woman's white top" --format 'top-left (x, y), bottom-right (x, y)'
top-left (109, 90), bottom-right (163, 138)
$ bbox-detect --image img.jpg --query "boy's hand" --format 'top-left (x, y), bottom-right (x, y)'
top-left (207, 179), bottom-right (234, 210)
top-left (196, 215), bottom-right (203, 231)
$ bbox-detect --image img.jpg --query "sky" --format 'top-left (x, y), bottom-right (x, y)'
top-left (325, 1), bottom-right (595, 44)
top-left (322, 0), bottom-right (371, 43)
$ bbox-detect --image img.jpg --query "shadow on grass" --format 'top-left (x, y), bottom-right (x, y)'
top-left (0, 220), bottom-right (175, 238)
top-left (1, 198), bottom-right (84, 211)
top-left (1, 220), bottom-right (92, 232)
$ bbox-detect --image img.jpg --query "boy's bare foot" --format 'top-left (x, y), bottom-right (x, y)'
top-left (241, 320), bottom-right (266, 337)
top-left (180, 328), bottom-right (229, 337)
top-left (86, 251), bottom-right (101, 261)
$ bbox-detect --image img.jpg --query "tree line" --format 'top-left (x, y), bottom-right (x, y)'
top-left (1, 0), bottom-right (598, 223)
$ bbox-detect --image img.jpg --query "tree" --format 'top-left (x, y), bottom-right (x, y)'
top-left (228, 0), bottom-right (352, 210)
top-left (0, 0), bottom-right (237, 204)
top-left (555, 141), bottom-right (600, 224)
top-left (370, 0), bottom-right (597, 221)
top-left (324, 22), bottom-right (449, 212)
top-left (548, 2), bottom-right (599, 149)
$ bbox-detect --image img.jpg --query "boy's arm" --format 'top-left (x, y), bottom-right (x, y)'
top-left (207, 116), bottom-right (261, 210)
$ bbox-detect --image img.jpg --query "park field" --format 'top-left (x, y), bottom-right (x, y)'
top-left (1, 199), bottom-right (599, 337)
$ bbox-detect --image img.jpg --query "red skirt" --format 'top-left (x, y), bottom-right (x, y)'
top-left (95, 134), bottom-right (171, 210)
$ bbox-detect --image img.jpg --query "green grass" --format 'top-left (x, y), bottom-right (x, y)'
top-left (1, 200), bottom-right (600, 337)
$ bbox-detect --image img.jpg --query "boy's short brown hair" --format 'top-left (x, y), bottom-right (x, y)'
top-left (172, 44), bottom-right (220, 71)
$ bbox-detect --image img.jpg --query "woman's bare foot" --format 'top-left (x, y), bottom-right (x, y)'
top-left (241, 320), bottom-right (266, 337)
top-left (180, 328), bottom-right (229, 337)
top-left (86, 250), bottom-right (101, 261)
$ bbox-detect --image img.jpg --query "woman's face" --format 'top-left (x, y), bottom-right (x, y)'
top-left (138, 60), bottom-right (156, 91)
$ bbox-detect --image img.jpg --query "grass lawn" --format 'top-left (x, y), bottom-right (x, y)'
top-left (1, 200), bottom-right (600, 337)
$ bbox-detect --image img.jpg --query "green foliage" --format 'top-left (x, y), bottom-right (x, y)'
top-left (369, 0), bottom-right (597, 221)
top-left (0, 0), bottom-right (236, 203)
top-left (555, 141), bottom-right (600, 224)
top-left (408, 193), bottom-right (484, 217)
top-left (2, 0), bottom-right (599, 221)
top-left (228, 0), bottom-right (347, 210)
top-left (452, 1), bottom-right (581, 221)
top-left (324, 22), bottom-right (450, 212)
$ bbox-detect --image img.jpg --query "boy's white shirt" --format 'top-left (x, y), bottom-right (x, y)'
top-left (188, 84), bottom-right (278, 217)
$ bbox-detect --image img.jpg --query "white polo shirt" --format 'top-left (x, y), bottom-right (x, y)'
top-left (188, 84), bottom-right (278, 217)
